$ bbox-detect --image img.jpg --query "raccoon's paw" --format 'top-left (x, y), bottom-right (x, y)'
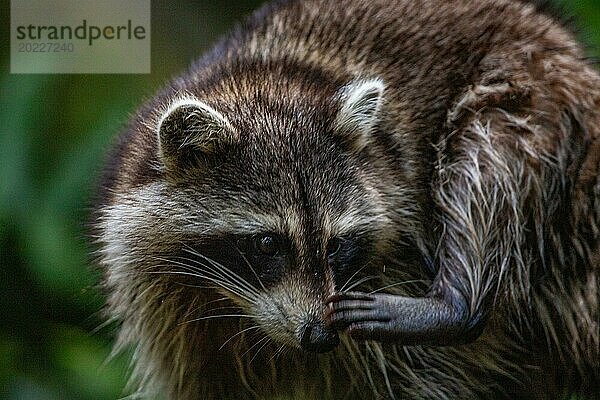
top-left (324, 292), bottom-right (402, 342)
top-left (324, 291), bottom-right (484, 345)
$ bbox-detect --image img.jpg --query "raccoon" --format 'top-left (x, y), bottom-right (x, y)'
top-left (94, 0), bottom-right (600, 399)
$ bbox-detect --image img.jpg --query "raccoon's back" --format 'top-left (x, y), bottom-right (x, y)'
top-left (183, 0), bottom-right (579, 142)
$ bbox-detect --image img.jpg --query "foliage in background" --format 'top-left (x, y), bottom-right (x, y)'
top-left (0, 0), bottom-right (597, 399)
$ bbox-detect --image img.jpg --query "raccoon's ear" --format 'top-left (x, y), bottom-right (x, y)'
top-left (334, 78), bottom-right (384, 152)
top-left (157, 99), bottom-right (234, 170)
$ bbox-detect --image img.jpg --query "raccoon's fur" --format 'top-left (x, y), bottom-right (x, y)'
top-left (94, 0), bottom-right (600, 399)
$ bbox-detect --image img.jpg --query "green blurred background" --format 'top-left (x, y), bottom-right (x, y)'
top-left (0, 1), bottom-right (598, 399)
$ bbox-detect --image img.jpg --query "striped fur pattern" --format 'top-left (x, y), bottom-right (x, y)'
top-left (93, 0), bottom-right (600, 398)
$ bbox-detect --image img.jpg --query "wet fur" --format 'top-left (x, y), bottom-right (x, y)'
top-left (94, 0), bottom-right (600, 398)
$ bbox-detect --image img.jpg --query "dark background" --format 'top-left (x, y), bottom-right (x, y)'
top-left (0, 1), bottom-right (598, 399)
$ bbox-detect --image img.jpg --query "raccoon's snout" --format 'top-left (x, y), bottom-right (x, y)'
top-left (300, 321), bottom-right (340, 353)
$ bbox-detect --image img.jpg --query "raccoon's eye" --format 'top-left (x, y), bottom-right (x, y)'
top-left (253, 233), bottom-right (280, 256)
top-left (326, 238), bottom-right (342, 259)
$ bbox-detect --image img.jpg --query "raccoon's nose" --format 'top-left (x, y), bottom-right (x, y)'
top-left (300, 322), bottom-right (340, 353)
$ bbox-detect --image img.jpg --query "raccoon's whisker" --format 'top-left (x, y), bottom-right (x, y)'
top-left (201, 256), bottom-right (257, 287)
top-left (339, 264), bottom-right (370, 292)
top-left (150, 256), bottom-right (231, 282)
top-left (201, 261), bottom-right (261, 299)
top-left (183, 297), bottom-right (233, 320)
top-left (240, 336), bottom-right (270, 359)
top-left (154, 254), bottom-right (260, 301)
top-left (202, 305), bottom-right (240, 315)
top-left (236, 247), bottom-right (267, 292)
top-left (219, 325), bottom-right (262, 351)
top-left (344, 275), bottom-right (379, 292)
top-left (146, 269), bottom-right (257, 304)
top-left (170, 253), bottom-right (255, 292)
top-left (368, 279), bottom-right (427, 294)
top-left (198, 280), bottom-right (257, 304)
top-left (200, 296), bottom-right (230, 307)
top-left (146, 261), bottom-right (237, 286)
top-left (173, 281), bottom-right (217, 289)
top-left (171, 254), bottom-right (229, 276)
top-left (270, 343), bottom-right (287, 362)
top-left (180, 314), bottom-right (255, 325)
top-left (180, 247), bottom-right (262, 297)
top-left (190, 261), bottom-right (260, 299)
top-left (250, 336), bottom-right (273, 364)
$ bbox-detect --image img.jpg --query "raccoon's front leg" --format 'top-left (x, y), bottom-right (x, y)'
top-left (327, 94), bottom-right (532, 346)
top-left (325, 292), bottom-right (481, 345)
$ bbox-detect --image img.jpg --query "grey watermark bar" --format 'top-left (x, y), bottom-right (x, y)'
top-left (11, 0), bottom-right (150, 74)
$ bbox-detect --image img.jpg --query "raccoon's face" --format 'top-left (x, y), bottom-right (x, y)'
top-left (105, 75), bottom-right (421, 353)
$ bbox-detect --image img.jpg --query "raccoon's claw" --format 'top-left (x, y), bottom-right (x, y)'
top-left (325, 292), bottom-right (400, 341)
